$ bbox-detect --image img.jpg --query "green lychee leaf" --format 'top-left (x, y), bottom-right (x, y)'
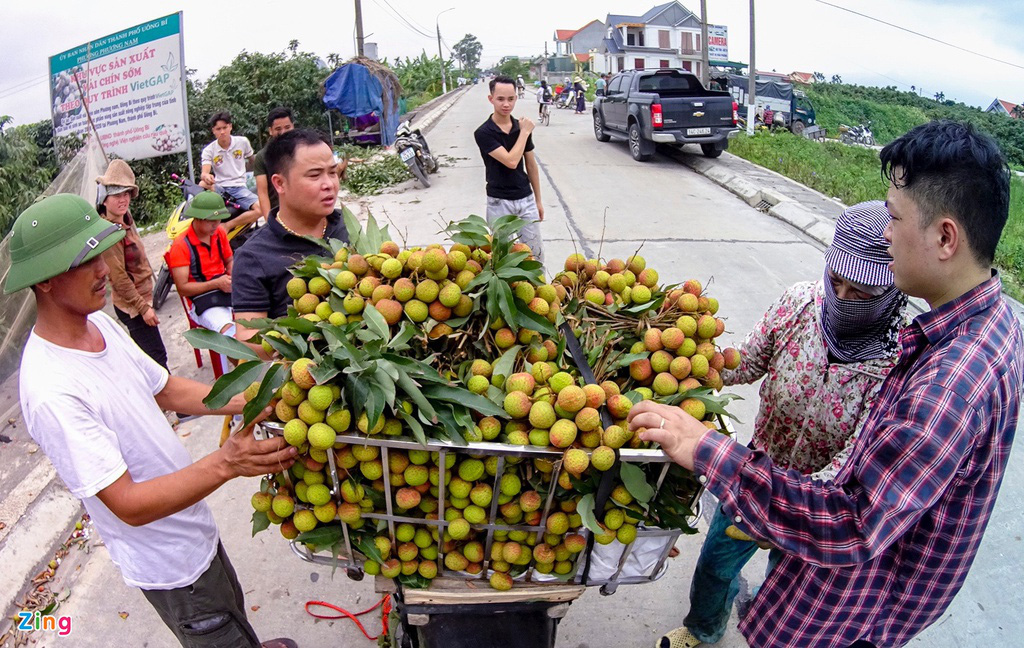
top-left (203, 360), bottom-right (268, 410)
top-left (619, 461), bottom-right (655, 504)
top-left (490, 344), bottom-right (522, 385)
top-left (242, 362), bottom-right (287, 426)
top-left (397, 409), bottom-right (428, 447)
top-left (296, 524), bottom-right (344, 551)
top-left (361, 304), bottom-right (391, 341)
top-left (258, 331), bottom-right (303, 361)
top-left (183, 328), bottom-right (261, 362)
top-left (513, 298), bottom-right (558, 336)
top-left (396, 573), bottom-right (431, 589)
top-left (251, 510), bottom-right (271, 537)
top-left (421, 384), bottom-right (507, 419)
top-left (576, 493), bottom-right (604, 534)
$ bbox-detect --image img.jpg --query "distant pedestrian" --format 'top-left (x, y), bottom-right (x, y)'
top-left (596, 73), bottom-right (608, 96)
top-left (473, 75), bottom-right (544, 262)
top-left (573, 76), bottom-right (587, 114)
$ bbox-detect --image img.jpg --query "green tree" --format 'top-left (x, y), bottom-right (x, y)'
top-left (452, 34), bottom-right (483, 74)
top-left (831, 74), bottom-right (842, 84)
top-left (496, 57), bottom-right (531, 80)
top-left (0, 117), bottom-right (57, 236)
top-left (934, 91), bottom-right (945, 103)
top-left (1013, 104), bottom-right (1024, 120)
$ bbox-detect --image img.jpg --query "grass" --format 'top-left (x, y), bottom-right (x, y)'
top-left (728, 131), bottom-right (1024, 301)
top-left (728, 130), bottom-right (888, 204)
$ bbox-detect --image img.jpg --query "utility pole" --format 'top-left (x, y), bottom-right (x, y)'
top-left (437, 29), bottom-right (447, 93)
top-left (700, 0), bottom-right (709, 86)
top-left (746, 0), bottom-right (756, 135)
top-left (436, 8), bottom-right (455, 94)
top-left (354, 0), bottom-right (365, 57)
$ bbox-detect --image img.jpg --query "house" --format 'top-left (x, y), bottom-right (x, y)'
top-left (789, 71), bottom-right (815, 85)
top-left (986, 98), bottom-right (1022, 119)
top-left (600, 2), bottom-right (709, 77)
top-left (550, 19), bottom-right (606, 75)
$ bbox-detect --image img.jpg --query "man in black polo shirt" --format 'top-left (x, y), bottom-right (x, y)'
top-left (473, 75), bottom-right (545, 262)
top-left (232, 129), bottom-right (348, 351)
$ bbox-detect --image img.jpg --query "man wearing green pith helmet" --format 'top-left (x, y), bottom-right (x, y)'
top-left (7, 194), bottom-right (300, 648)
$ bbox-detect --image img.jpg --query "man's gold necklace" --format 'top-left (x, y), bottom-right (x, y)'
top-left (279, 214), bottom-right (327, 238)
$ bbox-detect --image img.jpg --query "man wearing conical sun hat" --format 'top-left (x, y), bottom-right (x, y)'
top-left (6, 195), bottom-right (300, 648)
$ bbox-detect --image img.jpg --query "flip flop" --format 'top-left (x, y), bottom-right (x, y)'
top-left (656, 627), bottom-right (702, 648)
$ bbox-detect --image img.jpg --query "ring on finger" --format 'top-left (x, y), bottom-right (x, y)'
top-left (659, 417), bottom-right (665, 429)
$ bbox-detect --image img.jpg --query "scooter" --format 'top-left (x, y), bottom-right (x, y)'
top-left (839, 121), bottom-right (875, 146)
top-left (555, 88), bottom-right (575, 110)
top-left (395, 121), bottom-right (438, 188)
top-left (151, 175), bottom-right (250, 310)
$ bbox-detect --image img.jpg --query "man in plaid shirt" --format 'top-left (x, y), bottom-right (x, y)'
top-left (631, 120), bottom-right (1022, 648)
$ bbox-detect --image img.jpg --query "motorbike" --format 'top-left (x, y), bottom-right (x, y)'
top-left (555, 87), bottom-right (575, 110)
top-left (839, 121), bottom-right (875, 146)
top-left (395, 121), bottom-right (438, 188)
top-left (151, 174), bottom-right (251, 309)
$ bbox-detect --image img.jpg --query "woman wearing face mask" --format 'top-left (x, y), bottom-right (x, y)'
top-left (658, 201), bottom-right (908, 648)
top-left (96, 159), bottom-right (168, 370)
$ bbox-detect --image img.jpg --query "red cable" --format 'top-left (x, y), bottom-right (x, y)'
top-left (305, 595), bottom-right (390, 641)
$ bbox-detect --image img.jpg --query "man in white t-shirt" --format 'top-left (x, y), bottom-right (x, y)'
top-left (5, 194), bottom-right (299, 648)
top-left (200, 111), bottom-right (262, 233)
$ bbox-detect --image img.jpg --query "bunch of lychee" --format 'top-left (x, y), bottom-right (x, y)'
top-left (283, 240), bottom-right (499, 340)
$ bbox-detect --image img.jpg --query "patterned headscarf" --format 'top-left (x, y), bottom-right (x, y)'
top-left (820, 201), bottom-right (907, 362)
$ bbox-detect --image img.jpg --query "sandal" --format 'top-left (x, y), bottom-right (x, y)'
top-left (657, 627), bottom-right (702, 648)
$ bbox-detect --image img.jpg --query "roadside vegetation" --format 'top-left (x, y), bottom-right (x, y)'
top-left (804, 82), bottom-right (1024, 167)
top-left (729, 130), bottom-right (1024, 300)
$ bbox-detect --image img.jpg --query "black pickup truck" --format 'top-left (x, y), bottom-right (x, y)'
top-left (593, 68), bottom-right (738, 161)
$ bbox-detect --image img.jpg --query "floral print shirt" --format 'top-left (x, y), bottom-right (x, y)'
top-left (723, 281), bottom-right (902, 477)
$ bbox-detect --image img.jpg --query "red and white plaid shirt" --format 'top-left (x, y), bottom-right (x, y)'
top-left (694, 273), bottom-right (1023, 647)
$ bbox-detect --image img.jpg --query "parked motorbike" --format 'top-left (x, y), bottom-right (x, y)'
top-left (839, 121), bottom-right (875, 146)
top-left (395, 121), bottom-right (438, 188)
top-left (152, 174), bottom-right (250, 310)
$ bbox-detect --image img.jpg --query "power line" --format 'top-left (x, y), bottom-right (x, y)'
top-left (814, 0), bottom-right (1024, 71)
top-left (0, 75), bottom-right (48, 98)
top-left (369, 0), bottom-right (434, 39)
top-left (0, 76), bottom-right (48, 101)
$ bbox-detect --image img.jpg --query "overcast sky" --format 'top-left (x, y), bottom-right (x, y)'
top-left (1, 0), bottom-right (1022, 127)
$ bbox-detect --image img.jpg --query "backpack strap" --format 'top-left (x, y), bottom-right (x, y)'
top-left (183, 236), bottom-right (208, 283)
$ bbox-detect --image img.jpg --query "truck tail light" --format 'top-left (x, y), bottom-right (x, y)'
top-left (652, 103), bottom-right (663, 127)
top-left (732, 101), bottom-right (739, 125)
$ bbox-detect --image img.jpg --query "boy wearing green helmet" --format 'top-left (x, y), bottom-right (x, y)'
top-left (6, 194), bottom-right (299, 648)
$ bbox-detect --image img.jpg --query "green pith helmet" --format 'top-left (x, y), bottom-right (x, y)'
top-left (185, 191), bottom-right (231, 220)
top-left (3, 194), bottom-right (126, 294)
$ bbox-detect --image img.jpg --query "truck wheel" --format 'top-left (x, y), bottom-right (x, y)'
top-left (628, 122), bottom-right (653, 161)
top-left (593, 113), bottom-right (611, 142)
top-left (791, 120), bottom-right (805, 136)
top-left (701, 144), bottom-right (723, 158)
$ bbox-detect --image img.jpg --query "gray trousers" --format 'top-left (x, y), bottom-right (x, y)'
top-left (486, 194), bottom-right (544, 264)
top-left (142, 543), bottom-right (261, 647)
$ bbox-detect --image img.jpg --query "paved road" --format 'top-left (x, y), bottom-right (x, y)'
top-left (20, 82), bottom-right (1024, 648)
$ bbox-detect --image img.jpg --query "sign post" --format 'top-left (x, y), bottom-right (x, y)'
top-left (49, 12), bottom-right (191, 164)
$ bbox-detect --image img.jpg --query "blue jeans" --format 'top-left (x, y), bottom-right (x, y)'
top-left (684, 502), bottom-right (760, 643)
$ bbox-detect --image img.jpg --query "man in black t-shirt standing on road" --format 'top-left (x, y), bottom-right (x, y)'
top-left (473, 75), bottom-right (544, 262)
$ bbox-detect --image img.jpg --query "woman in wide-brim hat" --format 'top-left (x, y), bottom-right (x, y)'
top-left (96, 159), bottom-right (168, 370)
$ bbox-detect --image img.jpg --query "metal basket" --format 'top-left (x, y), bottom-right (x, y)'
top-left (265, 421), bottom-right (704, 591)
